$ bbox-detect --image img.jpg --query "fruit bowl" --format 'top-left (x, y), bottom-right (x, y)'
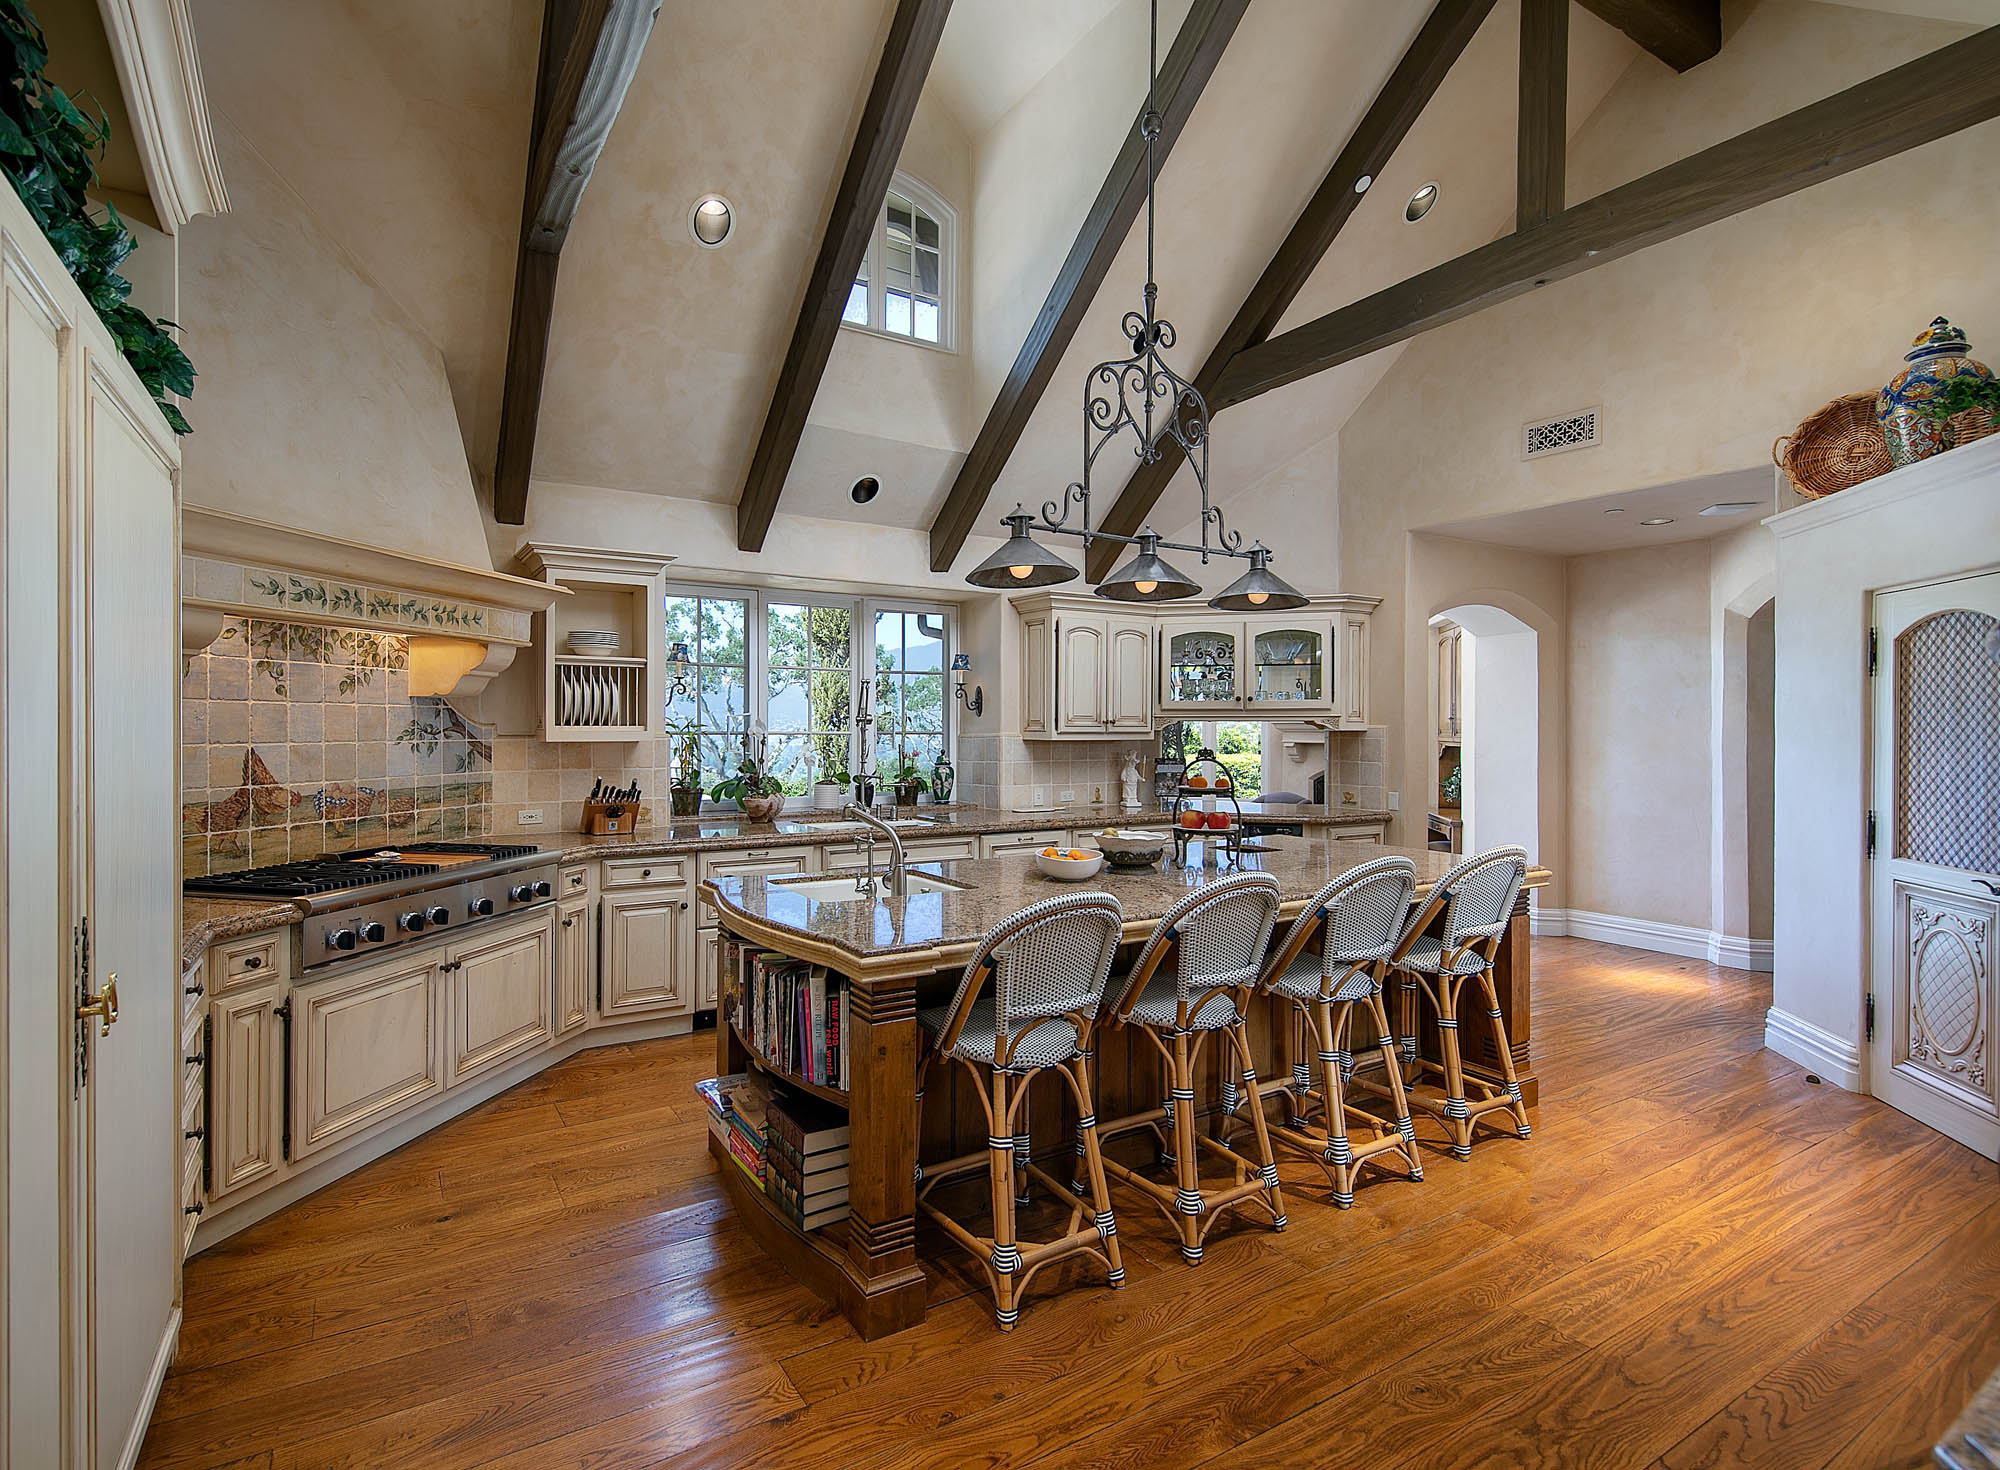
top-left (1035, 848), bottom-right (1105, 882)
top-left (1089, 829), bottom-right (1170, 868)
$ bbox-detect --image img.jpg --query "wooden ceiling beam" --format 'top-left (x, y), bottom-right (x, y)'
top-left (1575, 0), bottom-right (1719, 73)
top-left (925, 0), bottom-right (1248, 575)
top-left (493, 0), bottom-right (661, 525)
top-left (1211, 26), bottom-right (2000, 412)
top-left (736, 0), bottom-right (954, 553)
top-left (1081, 0), bottom-right (1495, 581)
top-left (1517, 0), bottom-right (1567, 230)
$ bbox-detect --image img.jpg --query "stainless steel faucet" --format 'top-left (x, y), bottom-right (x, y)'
top-left (843, 802), bottom-right (907, 897)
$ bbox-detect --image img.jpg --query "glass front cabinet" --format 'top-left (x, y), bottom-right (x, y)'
top-left (1159, 624), bottom-right (1244, 713)
top-left (1247, 620), bottom-right (1331, 711)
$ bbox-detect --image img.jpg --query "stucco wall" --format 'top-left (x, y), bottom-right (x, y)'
top-left (179, 115), bottom-right (495, 571)
top-left (1566, 541), bottom-right (1715, 929)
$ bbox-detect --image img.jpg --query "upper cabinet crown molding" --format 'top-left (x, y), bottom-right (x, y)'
top-left (514, 542), bottom-right (678, 582)
top-left (95, 0), bottom-right (228, 230)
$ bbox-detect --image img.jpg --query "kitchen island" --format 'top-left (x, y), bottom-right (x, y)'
top-left (700, 835), bottom-right (1548, 1338)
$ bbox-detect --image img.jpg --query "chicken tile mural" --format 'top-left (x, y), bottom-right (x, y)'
top-left (182, 618), bottom-right (494, 874)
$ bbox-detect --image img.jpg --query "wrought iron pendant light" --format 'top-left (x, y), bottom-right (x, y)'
top-left (1208, 543), bottom-right (1309, 611)
top-left (964, 507), bottom-right (1079, 588)
top-left (963, 0), bottom-right (1305, 607)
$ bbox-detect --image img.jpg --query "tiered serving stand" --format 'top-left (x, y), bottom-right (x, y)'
top-left (1169, 749), bottom-right (1247, 866)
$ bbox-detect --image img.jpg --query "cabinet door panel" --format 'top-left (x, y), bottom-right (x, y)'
top-left (1158, 623), bottom-right (1243, 712)
top-left (1247, 620), bottom-right (1331, 712)
top-left (699, 927), bottom-right (720, 1010)
top-left (604, 888), bottom-right (693, 1018)
top-left (1105, 622), bottom-right (1153, 731)
top-left (555, 896), bottom-right (592, 1036)
top-left (1056, 617), bottom-right (1106, 732)
top-left (1020, 612), bottom-right (1052, 735)
top-left (295, 952), bottom-right (444, 1158)
top-left (449, 913), bottom-right (554, 1086)
top-left (209, 981), bottom-right (285, 1199)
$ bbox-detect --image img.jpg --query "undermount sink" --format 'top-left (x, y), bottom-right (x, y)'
top-left (789, 816), bottom-right (940, 833)
top-left (769, 873), bottom-right (968, 902)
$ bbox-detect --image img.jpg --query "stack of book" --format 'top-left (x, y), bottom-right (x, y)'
top-left (693, 1072), bottom-right (770, 1190)
top-left (765, 1090), bottom-right (851, 1231)
top-left (724, 940), bottom-right (851, 1091)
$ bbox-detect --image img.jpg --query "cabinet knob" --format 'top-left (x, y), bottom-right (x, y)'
top-left (561, 917), bottom-right (573, 929)
top-left (243, 954), bottom-right (263, 970)
top-left (679, 901), bottom-right (689, 911)
top-left (641, 867), bottom-right (652, 878)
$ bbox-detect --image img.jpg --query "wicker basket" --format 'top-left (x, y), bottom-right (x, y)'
top-left (1773, 394), bottom-right (1892, 500)
top-left (1949, 404), bottom-right (1998, 450)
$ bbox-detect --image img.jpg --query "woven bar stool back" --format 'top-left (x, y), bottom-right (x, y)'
top-left (1390, 846), bottom-right (1533, 1160)
top-left (914, 892), bottom-right (1127, 1330)
top-left (1257, 857), bottom-right (1425, 1205)
top-left (1100, 873), bottom-right (1288, 1262)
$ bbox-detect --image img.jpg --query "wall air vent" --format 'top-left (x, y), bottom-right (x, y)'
top-left (1521, 407), bottom-right (1601, 460)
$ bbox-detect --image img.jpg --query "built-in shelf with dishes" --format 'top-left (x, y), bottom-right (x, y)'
top-left (517, 543), bottom-right (674, 742)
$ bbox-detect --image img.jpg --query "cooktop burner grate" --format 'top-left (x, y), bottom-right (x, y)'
top-left (184, 860), bottom-right (440, 897)
top-left (335, 842), bottom-right (541, 864)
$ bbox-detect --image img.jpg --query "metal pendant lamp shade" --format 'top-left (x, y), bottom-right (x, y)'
top-left (1095, 531), bottom-right (1202, 602)
top-left (965, 508), bottom-right (1080, 589)
top-left (1208, 544), bottom-right (1309, 611)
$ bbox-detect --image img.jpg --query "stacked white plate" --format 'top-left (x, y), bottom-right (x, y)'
top-left (566, 630), bottom-right (620, 658)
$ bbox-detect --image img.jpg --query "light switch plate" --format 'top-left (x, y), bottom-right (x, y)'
top-left (517, 807), bottom-right (545, 826)
top-left (1386, 791), bottom-right (1399, 811)
top-left (1059, 789), bottom-right (1075, 804)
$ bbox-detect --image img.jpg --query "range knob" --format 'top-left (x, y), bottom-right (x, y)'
top-left (358, 921), bottom-right (387, 944)
top-left (425, 906), bottom-right (450, 927)
top-left (398, 911), bottom-right (428, 933)
top-left (532, 880), bottom-right (552, 898)
top-left (326, 929), bottom-right (357, 952)
top-left (468, 896), bottom-right (495, 917)
top-left (509, 883), bottom-right (534, 904)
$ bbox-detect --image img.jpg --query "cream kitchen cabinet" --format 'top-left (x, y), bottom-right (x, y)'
top-left (1157, 599), bottom-right (1377, 727)
top-left (555, 891), bottom-right (594, 1037)
top-left (1245, 619), bottom-right (1333, 713)
top-left (602, 881), bottom-right (697, 1019)
top-left (207, 978), bottom-right (288, 1201)
top-left (699, 927), bottom-right (722, 1011)
top-left (1434, 620), bottom-right (1462, 744)
top-left (1158, 621), bottom-right (1243, 714)
top-left (978, 828), bottom-right (1069, 859)
top-left (446, 909), bottom-right (556, 1087)
top-left (1014, 595), bottom-right (1154, 737)
top-left (293, 947), bottom-right (447, 1160)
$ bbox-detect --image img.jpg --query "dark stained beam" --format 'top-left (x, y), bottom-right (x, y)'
top-left (494, 0), bottom-right (662, 525)
top-left (925, 0), bottom-right (1249, 575)
top-left (737, 0), bottom-right (954, 552)
top-left (1575, 0), bottom-right (1719, 73)
top-left (1212, 25), bottom-right (2000, 411)
top-left (1081, 0), bottom-right (1495, 581)
top-left (1517, 0), bottom-right (1567, 230)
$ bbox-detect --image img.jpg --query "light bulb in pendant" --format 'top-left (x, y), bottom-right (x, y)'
top-left (1009, 564), bottom-right (1033, 580)
top-left (1246, 590), bottom-right (1268, 605)
top-left (1134, 580), bottom-right (1157, 595)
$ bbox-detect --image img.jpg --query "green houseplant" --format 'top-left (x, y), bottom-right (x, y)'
top-left (0, 1), bottom-right (194, 433)
top-left (710, 735), bottom-right (785, 823)
top-left (668, 720), bottom-right (702, 817)
top-left (888, 758), bottom-right (928, 808)
top-left (1923, 375), bottom-right (2000, 438)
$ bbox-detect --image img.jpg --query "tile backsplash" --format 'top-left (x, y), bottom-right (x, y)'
top-left (182, 617), bottom-right (494, 875)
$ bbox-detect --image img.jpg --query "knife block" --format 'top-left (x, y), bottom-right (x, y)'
top-left (581, 800), bottom-right (635, 835)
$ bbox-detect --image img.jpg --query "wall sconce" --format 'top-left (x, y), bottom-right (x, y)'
top-left (951, 652), bottom-right (983, 717)
top-left (666, 641), bottom-right (693, 704)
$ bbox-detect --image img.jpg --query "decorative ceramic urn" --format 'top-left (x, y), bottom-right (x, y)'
top-left (1876, 316), bottom-right (1994, 467)
top-left (930, 750), bottom-right (954, 804)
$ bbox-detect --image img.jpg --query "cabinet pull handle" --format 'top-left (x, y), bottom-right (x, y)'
top-left (184, 980), bottom-right (204, 997)
top-left (184, 1203), bottom-right (203, 1218)
top-left (186, 1051), bottom-right (205, 1067)
top-left (185, 1127), bottom-right (205, 1141)
top-left (1977, 878), bottom-right (2000, 897)
top-left (242, 954), bottom-right (264, 970)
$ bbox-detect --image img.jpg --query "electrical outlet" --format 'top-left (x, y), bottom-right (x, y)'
top-left (1032, 786), bottom-right (1048, 808)
top-left (1059, 789), bottom-right (1075, 805)
top-left (517, 807), bottom-right (545, 826)
top-left (1387, 791), bottom-right (1400, 811)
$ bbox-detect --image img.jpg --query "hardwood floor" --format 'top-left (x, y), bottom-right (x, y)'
top-left (141, 938), bottom-right (2000, 1469)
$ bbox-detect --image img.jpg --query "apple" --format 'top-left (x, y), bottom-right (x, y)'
top-left (1179, 811), bottom-right (1204, 830)
top-left (1205, 812), bottom-right (1231, 831)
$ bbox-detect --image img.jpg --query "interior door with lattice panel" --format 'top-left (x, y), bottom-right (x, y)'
top-left (1870, 571), bottom-right (2000, 1159)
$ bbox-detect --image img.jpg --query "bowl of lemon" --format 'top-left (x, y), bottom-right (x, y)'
top-left (1034, 845), bottom-right (1105, 881)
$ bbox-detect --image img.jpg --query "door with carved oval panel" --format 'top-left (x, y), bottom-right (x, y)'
top-left (1870, 572), bottom-right (2000, 1160)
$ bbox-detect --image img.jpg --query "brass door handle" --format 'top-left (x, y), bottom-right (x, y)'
top-left (77, 973), bottom-right (118, 1036)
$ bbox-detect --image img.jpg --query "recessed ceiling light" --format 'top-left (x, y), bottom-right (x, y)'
top-left (1603, 507), bottom-right (1626, 516)
top-left (1698, 502), bottom-right (1760, 517)
top-left (849, 476), bottom-right (880, 505)
top-left (1640, 517), bottom-right (1675, 526)
top-left (1404, 182), bottom-right (1439, 223)
top-left (688, 194), bottom-right (734, 248)
top-left (1353, 174), bottom-right (1373, 194)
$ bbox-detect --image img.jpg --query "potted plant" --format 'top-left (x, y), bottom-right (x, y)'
top-left (888, 759), bottom-right (928, 808)
top-left (812, 760), bottom-right (850, 810)
top-left (710, 733), bottom-right (786, 823)
top-left (668, 720), bottom-right (702, 818)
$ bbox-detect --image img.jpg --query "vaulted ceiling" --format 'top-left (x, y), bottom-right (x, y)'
top-left (187, 0), bottom-right (1986, 569)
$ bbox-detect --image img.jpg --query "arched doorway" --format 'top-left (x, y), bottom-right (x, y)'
top-left (1432, 603), bottom-right (1539, 861)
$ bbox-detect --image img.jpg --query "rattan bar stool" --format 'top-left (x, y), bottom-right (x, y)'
top-left (914, 892), bottom-right (1126, 1330)
top-left (1097, 873), bottom-right (1286, 1264)
top-left (1251, 856), bottom-right (1425, 1206)
top-left (1374, 846), bottom-right (1533, 1160)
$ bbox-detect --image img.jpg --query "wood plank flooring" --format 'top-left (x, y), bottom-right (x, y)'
top-left (140, 938), bottom-right (2000, 1469)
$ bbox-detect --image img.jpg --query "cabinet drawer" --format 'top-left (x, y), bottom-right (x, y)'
top-left (979, 829), bottom-right (1068, 859)
top-left (182, 1000), bottom-right (206, 1062)
top-left (700, 846), bottom-right (813, 891)
top-left (603, 855), bottom-right (687, 889)
top-left (821, 835), bottom-right (980, 871)
top-left (560, 865), bottom-right (591, 895)
top-left (182, 1045), bottom-right (205, 1131)
top-left (212, 932), bottom-right (285, 993)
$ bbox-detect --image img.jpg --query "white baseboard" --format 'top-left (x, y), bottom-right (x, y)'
top-left (1764, 1006), bottom-right (1864, 1091)
top-left (1531, 907), bottom-right (1774, 972)
top-left (117, 1307), bottom-right (180, 1470)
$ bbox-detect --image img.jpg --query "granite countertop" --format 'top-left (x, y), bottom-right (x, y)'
top-left (179, 803), bottom-right (1400, 965)
top-left (701, 834), bottom-right (1548, 969)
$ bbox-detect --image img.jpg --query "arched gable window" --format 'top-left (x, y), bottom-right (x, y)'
top-left (842, 172), bottom-right (953, 348)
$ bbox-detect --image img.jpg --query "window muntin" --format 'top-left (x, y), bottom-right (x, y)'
top-left (1175, 719), bottom-right (1264, 797)
top-left (664, 589), bottom-right (953, 802)
top-left (845, 174), bottom-right (952, 348)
